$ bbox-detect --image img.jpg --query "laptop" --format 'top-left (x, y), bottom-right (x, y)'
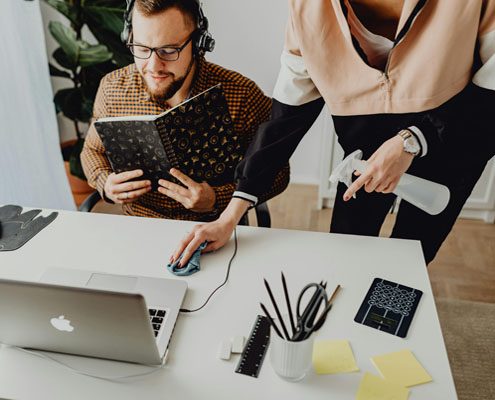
top-left (0, 268), bottom-right (187, 365)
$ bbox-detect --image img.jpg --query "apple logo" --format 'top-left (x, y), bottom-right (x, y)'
top-left (50, 315), bottom-right (74, 332)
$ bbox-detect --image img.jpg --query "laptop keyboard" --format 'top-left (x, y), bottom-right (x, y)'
top-left (148, 308), bottom-right (167, 337)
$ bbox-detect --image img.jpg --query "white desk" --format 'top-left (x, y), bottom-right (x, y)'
top-left (0, 209), bottom-right (457, 399)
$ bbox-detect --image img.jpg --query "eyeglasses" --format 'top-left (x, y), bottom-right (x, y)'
top-left (127, 35), bottom-right (194, 61)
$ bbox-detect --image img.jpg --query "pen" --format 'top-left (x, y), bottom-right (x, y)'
top-left (313, 284), bottom-right (341, 331)
top-left (264, 279), bottom-right (290, 340)
top-left (328, 284), bottom-right (341, 305)
top-left (281, 272), bottom-right (296, 337)
top-left (260, 302), bottom-right (283, 338)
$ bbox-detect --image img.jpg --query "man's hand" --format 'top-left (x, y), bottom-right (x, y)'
top-left (104, 170), bottom-right (152, 204)
top-left (344, 135), bottom-right (414, 200)
top-left (158, 168), bottom-right (216, 213)
top-left (169, 197), bottom-right (251, 268)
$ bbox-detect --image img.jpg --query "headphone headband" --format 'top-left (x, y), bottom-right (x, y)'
top-left (121, 0), bottom-right (215, 55)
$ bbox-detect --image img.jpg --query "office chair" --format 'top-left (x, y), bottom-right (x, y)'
top-left (78, 191), bottom-right (271, 228)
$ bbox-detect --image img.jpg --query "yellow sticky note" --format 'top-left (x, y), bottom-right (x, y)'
top-left (356, 373), bottom-right (410, 400)
top-left (312, 339), bottom-right (359, 374)
top-left (371, 349), bottom-right (432, 387)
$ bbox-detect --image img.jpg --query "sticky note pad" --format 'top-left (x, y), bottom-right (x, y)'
top-left (371, 349), bottom-right (432, 387)
top-left (356, 373), bottom-right (410, 400)
top-left (312, 339), bottom-right (359, 374)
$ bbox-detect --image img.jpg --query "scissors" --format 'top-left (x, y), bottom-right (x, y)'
top-left (292, 282), bottom-right (331, 341)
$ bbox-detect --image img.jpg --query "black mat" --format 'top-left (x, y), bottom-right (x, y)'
top-left (354, 277), bottom-right (423, 338)
top-left (0, 205), bottom-right (57, 251)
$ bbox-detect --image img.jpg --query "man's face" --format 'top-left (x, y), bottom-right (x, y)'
top-left (131, 7), bottom-right (195, 103)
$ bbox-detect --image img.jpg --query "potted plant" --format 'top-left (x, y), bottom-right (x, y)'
top-left (43, 0), bottom-right (132, 201)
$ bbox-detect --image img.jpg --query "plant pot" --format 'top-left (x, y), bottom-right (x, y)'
top-left (61, 140), bottom-right (94, 207)
top-left (64, 160), bottom-right (94, 207)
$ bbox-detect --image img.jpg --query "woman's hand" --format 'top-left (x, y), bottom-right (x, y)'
top-left (343, 135), bottom-right (414, 200)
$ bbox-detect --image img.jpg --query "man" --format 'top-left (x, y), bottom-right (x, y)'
top-left (172, 0), bottom-right (495, 266)
top-left (81, 0), bottom-right (289, 221)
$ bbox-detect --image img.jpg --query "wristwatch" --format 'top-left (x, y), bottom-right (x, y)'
top-left (398, 129), bottom-right (421, 156)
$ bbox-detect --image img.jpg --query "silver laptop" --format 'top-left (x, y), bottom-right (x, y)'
top-left (0, 268), bottom-right (187, 365)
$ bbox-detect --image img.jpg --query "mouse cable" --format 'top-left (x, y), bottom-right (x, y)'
top-left (179, 227), bottom-right (238, 313)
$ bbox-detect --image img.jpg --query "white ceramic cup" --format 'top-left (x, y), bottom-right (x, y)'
top-left (269, 328), bottom-right (314, 382)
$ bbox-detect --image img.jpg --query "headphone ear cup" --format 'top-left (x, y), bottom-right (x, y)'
top-left (203, 33), bottom-right (215, 53)
top-left (194, 30), bottom-right (215, 54)
top-left (194, 7), bottom-right (215, 54)
top-left (121, 23), bottom-right (130, 44)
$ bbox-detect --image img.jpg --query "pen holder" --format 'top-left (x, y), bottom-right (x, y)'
top-left (269, 329), bottom-right (314, 382)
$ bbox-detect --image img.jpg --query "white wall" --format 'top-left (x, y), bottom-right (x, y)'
top-left (0, 0), bottom-right (74, 210)
top-left (40, 0), bottom-right (326, 185)
top-left (203, 0), bottom-right (326, 185)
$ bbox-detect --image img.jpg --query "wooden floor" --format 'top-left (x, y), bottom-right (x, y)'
top-left (263, 184), bottom-right (495, 304)
top-left (93, 183), bottom-right (495, 303)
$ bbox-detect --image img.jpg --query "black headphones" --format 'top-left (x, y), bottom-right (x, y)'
top-left (121, 0), bottom-right (215, 55)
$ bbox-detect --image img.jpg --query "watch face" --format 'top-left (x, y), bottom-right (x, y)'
top-left (404, 137), bottom-right (420, 155)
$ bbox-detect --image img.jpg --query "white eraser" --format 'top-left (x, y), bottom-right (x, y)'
top-left (218, 339), bottom-right (232, 360)
top-left (231, 336), bottom-right (245, 354)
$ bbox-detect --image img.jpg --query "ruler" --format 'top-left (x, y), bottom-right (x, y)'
top-left (235, 315), bottom-right (271, 378)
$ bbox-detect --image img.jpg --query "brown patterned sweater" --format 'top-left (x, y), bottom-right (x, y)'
top-left (81, 57), bottom-right (289, 221)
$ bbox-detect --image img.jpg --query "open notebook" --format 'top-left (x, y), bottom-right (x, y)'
top-left (94, 84), bottom-right (244, 189)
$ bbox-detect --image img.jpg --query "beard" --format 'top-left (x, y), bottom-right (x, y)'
top-left (142, 58), bottom-right (195, 104)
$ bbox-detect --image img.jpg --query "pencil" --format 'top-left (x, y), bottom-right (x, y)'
top-left (260, 302), bottom-right (283, 338)
top-left (313, 284), bottom-right (341, 331)
top-left (264, 279), bottom-right (290, 340)
top-left (281, 272), bottom-right (296, 337)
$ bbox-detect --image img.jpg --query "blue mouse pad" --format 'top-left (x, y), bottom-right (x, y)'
top-left (354, 278), bottom-right (423, 338)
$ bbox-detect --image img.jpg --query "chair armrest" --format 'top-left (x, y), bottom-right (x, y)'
top-left (255, 202), bottom-right (271, 228)
top-left (78, 191), bottom-right (101, 212)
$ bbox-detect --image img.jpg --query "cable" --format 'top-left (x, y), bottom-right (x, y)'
top-left (2, 344), bottom-right (165, 381)
top-left (180, 228), bottom-right (238, 313)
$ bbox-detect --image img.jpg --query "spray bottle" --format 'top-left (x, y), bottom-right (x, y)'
top-left (329, 150), bottom-right (450, 215)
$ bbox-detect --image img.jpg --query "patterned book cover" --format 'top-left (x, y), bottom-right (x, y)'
top-left (94, 84), bottom-right (242, 189)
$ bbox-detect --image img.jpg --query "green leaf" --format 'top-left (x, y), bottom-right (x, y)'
top-left (47, 0), bottom-right (128, 131)
top-left (88, 26), bottom-right (133, 67)
top-left (43, 0), bottom-right (78, 25)
top-left (53, 88), bottom-right (74, 114)
top-left (84, 5), bottom-right (125, 36)
top-left (79, 44), bottom-right (113, 67)
top-left (79, 61), bottom-right (115, 99)
top-left (53, 47), bottom-right (76, 70)
top-left (80, 95), bottom-right (95, 123)
top-left (50, 21), bottom-right (112, 68)
top-left (49, 21), bottom-right (79, 66)
top-left (49, 62), bottom-right (71, 78)
top-left (54, 87), bottom-right (93, 122)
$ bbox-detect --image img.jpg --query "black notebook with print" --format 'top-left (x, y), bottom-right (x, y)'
top-left (94, 84), bottom-right (243, 190)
